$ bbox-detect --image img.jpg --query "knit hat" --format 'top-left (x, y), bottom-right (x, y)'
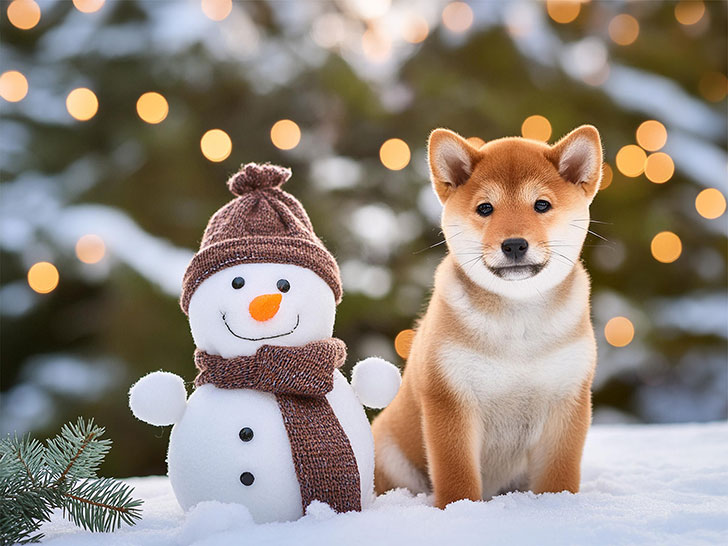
top-left (180, 162), bottom-right (342, 314)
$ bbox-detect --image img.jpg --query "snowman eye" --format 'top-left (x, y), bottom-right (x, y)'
top-left (231, 277), bottom-right (245, 289)
top-left (276, 279), bottom-right (290, 293)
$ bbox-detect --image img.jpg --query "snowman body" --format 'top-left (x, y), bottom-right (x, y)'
top-left (168, 371), bottom-right (374, 522)
top-left (130, 261), bottom-right (399, 522)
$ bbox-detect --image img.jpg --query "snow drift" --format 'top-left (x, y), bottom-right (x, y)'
top-left (38, 422), bottom-right (728, 545)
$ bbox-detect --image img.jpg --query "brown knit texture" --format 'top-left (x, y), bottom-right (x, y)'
top-left (180, 163), bottom-right (342, 314)
top-left (194, 339), bottom-right (362, 515)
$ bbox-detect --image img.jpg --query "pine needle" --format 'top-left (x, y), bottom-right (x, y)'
top-left (0, 418), bottom-right (142, 545)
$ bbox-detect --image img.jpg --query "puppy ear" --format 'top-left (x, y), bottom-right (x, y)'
top-left (428, 129), bottom-right (480, 203)
top-left (547, 125), bottom-right (603, 201)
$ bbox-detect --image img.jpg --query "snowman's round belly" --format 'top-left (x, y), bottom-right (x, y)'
top-left (167, 370), bottom-right (374, 523)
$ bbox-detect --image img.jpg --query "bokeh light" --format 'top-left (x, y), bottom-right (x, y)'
top-left (270, 119), bottom-right (301, 151)
top-left (600, 162), bottom-right (613, 190)
top-left (695, 188), bottom-right (727, 220)
top-left (674, 0), bottom-right (705, 26)
top-left (636, 120), bottom-right (667, 152)
top-left (546, 0), bottom-right (581, 24)
top-left (604, 316), bottom-right (635, 348)
top-left (201, 0), bottom-right (232, 21)
top-left (379, 138), bottom-right (411, 170)
top-left (608, 14), bottom-right (639, 46)
top-left (615, 145), bottom-right (646, 178)
top-left (402, 15), bottom-right (429, 44)
top-left (651, 231), bottom-right (682, 263)
top-left (362, 28), bottom-right (392, 63)
top-left (394, 329), bottom-right (415, 359)
top-left (7, 0), bottom-right (41, 30)
top-left (0, 70), bottom-right (29, 102)
top-left (136, 92), bottom-right (169, 124)
top-left (442, 2), bottom-right (473, 33)
top-left (698, 72), bottom-right (728, 103)
top-left (27, 262), bottom-right (59, 294)
top-left (521, 115), bottom-right (552, 142)
top-left (66, 88), bottom-right (98, 121)
top-left (644, 152), bottom-right (674, 184)
top-left (72, 0), bottom-right (105, 14)
top-left (75, 234), bottom-right (106, 264)
top-left (200, 129), bottom-right (232, 162)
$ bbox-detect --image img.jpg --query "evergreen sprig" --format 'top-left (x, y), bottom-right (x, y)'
top-left (0, 418), bottom-right (142, 545)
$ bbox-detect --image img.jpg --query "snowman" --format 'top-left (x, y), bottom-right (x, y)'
top-left (129, 163), bottom-right (400, 523)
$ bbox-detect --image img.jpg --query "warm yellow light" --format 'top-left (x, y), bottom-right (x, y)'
top-left (608, 14), bottom-right (639, 46)
top-left (7, 0), bottom-right (41, 30)
top-left (635, 120), bottom-right (667, 152)
top-left (695, 188), bottom-right (727, 220)
top-left (72, 0), bottom-right (105, 14)
top-left (521, 115), bottom-right (552, 142)
top-left (66, 88), bottom-right (98, 121)
top-left (402, 15), bottom-right (429, 44)
top-left (651, 231), bottom-right (682, 263)
top-left (394, 329), bottom-right (415, 359)
top-left (442, 2), bottom-right (473, 33)
top-left (75, 234), bottom-right (106, 264)
top-left (270, 119), bottom-right (301, 151)
top-left (201, 0), bottom-right (232, 21)
top-left (27, 262), bottom-right (59, 294)
top-left (379, 138), bottom-right (411, 171)
top-left (615, 145), bottom-right (646, 178)
top-left (698, 72), bottom-right (728, 103)
top-left (644, 153), bottom-right (674, 184)
top-left (546, 0), bottom-right (580, 24)
top-left (200, 129), bottom-right (232, 162)
top-left (0, 70), bottom-right (28, 102)
top-left (675, 0), bottom-right (705, 26)
top-left (600, 162), bottom-right (613, 190)
top-left (136, 92), bottom-right (169, 124)
top-left (604, 316), bottom-right (634, 348)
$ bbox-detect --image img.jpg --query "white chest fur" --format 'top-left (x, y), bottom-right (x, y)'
top-left (436, 269), bottom-right (596, 498)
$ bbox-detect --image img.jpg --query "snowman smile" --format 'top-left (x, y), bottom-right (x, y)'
top-left (221, 312), bottom-right (301, 341)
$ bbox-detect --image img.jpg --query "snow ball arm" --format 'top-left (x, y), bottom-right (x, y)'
top-left (129, 371), bottom-right (188, 426)
top-left (351, 357), bottom-right (401, 409)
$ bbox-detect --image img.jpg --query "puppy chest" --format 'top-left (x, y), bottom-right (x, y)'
top-left (437, 338), bottom-right (594, 405)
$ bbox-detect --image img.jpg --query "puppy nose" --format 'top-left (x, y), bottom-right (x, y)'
top-left (249, 293), bottom-right (282, 322)
top-left (501, 238), bottom-right (529, 261)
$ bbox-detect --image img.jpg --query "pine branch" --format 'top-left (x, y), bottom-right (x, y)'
top-left (0, 435), bottom-right (45, 487)
top-left (45, 418), bottom-right (111, 484)
top-left (0, 418), bottom-right (142, 545)
top-left (62, 478), bottom-right (143, 533)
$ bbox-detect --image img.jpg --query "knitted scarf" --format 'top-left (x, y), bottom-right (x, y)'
top-left (193, 338), bottom-right (361, 514)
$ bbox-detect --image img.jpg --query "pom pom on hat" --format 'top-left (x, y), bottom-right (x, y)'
top-left (227, 162), bottom-right (292, 196)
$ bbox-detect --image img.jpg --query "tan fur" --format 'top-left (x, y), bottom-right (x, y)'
top-left (373, 126), bottom-right (601, 508)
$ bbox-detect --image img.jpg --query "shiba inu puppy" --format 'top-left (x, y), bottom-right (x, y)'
top-left (372, 125), bottom-right (602, 508)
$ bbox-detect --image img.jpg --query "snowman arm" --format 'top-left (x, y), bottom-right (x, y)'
top-left (350, 357), bottom-right (401, 409)
top-left (129, 371), bottom-right (188, 426)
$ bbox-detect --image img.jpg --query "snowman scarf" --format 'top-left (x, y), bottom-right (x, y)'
top-left (193, 338), bottom-right (361, 514)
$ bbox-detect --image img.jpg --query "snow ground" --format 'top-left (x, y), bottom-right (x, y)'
top-left (38, 422), bottom-right (728, 546)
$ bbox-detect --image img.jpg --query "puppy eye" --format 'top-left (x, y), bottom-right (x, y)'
top-left (231, 277), bottom-right (245, 289)
top-left (476, 203), bottom-right (494, 217)
top-left (534, 200), bottom-right (552, 213)
top-left (276, 279), bottom-right (290, 293)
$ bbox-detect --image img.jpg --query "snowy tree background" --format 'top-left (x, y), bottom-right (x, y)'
top-left (1, 0), bottom-right (726, 479)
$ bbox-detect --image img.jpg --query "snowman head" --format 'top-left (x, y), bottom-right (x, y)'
top-left (188, 263), bottom-right (336, 357)
top-left (180, 163), bottom-right (343, 356)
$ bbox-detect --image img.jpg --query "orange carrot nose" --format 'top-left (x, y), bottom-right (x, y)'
top-left (249, 293), bottom-right (282, 322)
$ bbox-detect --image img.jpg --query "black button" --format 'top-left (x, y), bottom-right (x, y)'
top-left (240, 472), bottom-right (255, 486)
top-left (239, 427), bottom-right (254, 442)
top-left (276, 279), bottom-right (290, 293)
